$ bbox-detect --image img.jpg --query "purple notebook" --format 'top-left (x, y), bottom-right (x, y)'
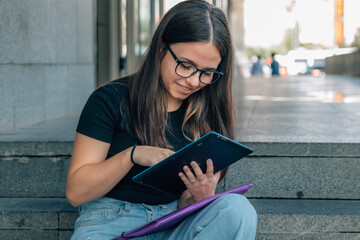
top-left (112, 183), bottom-right (252, 240)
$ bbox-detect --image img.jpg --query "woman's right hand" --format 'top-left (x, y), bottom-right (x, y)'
top-left (132, 145), bottom-right (174, 167)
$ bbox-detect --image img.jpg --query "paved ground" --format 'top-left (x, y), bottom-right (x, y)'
top-left (1, 74), bottom-right (360, 143)
top-left (235, 75), bottom-right (360, 143)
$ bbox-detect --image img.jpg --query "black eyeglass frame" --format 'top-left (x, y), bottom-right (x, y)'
top-left (165, 44), bottom-right (224, 85)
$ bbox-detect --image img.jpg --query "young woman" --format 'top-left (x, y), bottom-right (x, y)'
top-left (66, 1), bottom-right (257, 239)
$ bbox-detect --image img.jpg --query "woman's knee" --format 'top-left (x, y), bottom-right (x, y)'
top-left (190, 194), bottom-right (257, 239)
top-left (214, 194), bottom-right (258, 224)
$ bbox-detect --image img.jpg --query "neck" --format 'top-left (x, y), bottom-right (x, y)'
top-left (167, 99), bottom-right (183, 112)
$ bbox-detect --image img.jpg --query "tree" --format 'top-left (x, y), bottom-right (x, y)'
top-left (351, 27), bottom-right (360, 49)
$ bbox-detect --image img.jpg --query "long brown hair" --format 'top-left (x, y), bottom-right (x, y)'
top-left (130, 1), bottom-right (235, 163)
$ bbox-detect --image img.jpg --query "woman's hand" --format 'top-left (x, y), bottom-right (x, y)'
top-left (178, 159), bottom-right (220, 202)
top-left (132, 145), bottom-right (175, 167)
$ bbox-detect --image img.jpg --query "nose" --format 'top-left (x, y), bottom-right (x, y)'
top-left (185, 72), bottom-right (201, 88)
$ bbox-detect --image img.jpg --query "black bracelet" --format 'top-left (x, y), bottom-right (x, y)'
top-left (130, 144), bottom-right (137, 165)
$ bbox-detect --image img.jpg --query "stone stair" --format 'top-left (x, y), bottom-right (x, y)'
top-left (226, 141), bottom-right (360, 239)
top-left (1, 136), bottom-right (359, 239)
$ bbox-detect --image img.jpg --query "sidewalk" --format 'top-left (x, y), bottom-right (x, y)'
top-left (1, 74), bottom-right (360, 143)
top-left (234, 75), bottom-right (360, 143)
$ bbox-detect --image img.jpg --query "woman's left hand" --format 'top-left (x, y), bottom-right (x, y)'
top-left (178, 159), bottom-right (220, 202)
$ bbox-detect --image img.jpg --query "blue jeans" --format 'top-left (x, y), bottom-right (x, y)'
top-left (71, 194), bottom-right (257, 240)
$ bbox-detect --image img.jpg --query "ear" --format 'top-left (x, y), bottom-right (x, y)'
top-left (160, 40), bottom-right (166, 51)
top-left (160, 41), bottom-right (167, 58)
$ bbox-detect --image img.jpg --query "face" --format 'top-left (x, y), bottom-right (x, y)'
top-left (160, 42), bottom-right (222, 111)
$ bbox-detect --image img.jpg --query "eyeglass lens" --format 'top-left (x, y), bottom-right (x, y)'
top-left (176, 63), bottom-right (219, 84)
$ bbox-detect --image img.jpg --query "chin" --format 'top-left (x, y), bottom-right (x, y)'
top-left (176, 91), bottom-right (192, 100)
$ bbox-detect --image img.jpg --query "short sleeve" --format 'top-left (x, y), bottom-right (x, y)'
top-left (76, 85), bottom-right (122, 143)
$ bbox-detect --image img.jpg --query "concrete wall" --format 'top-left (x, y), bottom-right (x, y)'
top-left (325, 51), bottom-right (360, 77)
top-left (0, 0), bottom-right (96, 132)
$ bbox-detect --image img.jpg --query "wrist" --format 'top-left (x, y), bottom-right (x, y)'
top-left (179, 191), bottom-right (195, 208)
top-left (130, 144), bottom-right (137, 165)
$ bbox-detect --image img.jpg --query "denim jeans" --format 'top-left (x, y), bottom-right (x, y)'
top-left (71, 194), bottom-right (257, 240)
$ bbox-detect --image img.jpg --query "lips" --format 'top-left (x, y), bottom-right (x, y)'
top-left (176, 83), bottom-right (195, 94)
top-left (179, 84), bottom-right (191, 91)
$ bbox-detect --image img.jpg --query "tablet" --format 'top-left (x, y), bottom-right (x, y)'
top-left (132, 131), bottom-right (253, 196)
top-left (112, 183), bottom-right (253, 240)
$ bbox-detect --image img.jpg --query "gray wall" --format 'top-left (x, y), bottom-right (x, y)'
top-left (0, 0), bottom-right (96, 132)
top-left (325, 51), bottom-right (360, 77)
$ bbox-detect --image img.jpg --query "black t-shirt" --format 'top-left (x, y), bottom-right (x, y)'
top-left (76, 76), bottom-right (191, 205)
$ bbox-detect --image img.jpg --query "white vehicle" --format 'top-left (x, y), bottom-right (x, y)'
top-left (276, 47), bottom-right (357, 76)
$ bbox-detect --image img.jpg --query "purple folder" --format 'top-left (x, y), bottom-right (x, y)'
top-left (112, 183), bottom-right (252, 240)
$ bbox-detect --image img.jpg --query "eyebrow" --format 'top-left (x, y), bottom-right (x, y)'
top-left (179, 57), bottom-right (218, 71)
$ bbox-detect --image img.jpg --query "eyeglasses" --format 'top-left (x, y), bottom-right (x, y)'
top-left (166, 44), bottom-right (224, 85)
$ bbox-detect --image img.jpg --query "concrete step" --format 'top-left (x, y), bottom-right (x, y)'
top-left (252, 198), bottom-right (360, 240)
top-left (0, 198), bottom-right (76, 240)
top-left (1, 141), bottom-right (359, 200)
top-left (0, 198), bottom-right (359, 240)
top-left (223, 142), bottom-right (360, 200)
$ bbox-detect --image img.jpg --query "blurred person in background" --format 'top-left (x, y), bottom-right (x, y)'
top-left (252, 55), bottom-right (263, 76)
top-left (270, 53), bottom-right (279, 76)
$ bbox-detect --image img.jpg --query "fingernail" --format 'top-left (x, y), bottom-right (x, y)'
top-left (207, 159), bottom-right (212, 163)
top-left (191, 162), bottom-right (195, 166)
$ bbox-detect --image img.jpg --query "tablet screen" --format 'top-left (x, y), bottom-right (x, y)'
top-left (132, 131), bottom-right (253, 196)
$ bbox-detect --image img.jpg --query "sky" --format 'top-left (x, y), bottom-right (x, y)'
top-left (164, 0), bottom-right (360, 48)
top-left (244, 0), bottom-right (360, 48)
top-left (343, 0), bottom-right (360, 45)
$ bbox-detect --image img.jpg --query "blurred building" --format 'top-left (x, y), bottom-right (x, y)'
top-left (0, 1), bottom-right (95, 132)
top-left (0, 0), bottom-right (245, 132)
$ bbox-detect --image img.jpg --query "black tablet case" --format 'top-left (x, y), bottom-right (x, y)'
top-left (132, 131), bottom-right (253, 196)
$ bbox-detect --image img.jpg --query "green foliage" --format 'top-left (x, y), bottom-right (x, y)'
top-left (299, 42), bottom-right (328, 50)
top-left (351, 27), bottom-right (360, 49)
top-left (282, 29), bottom-right (293, 52)
top-left (246, 29), bottom-right (294, 59)
top-left (246, 47), bottom-right (267, 59)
